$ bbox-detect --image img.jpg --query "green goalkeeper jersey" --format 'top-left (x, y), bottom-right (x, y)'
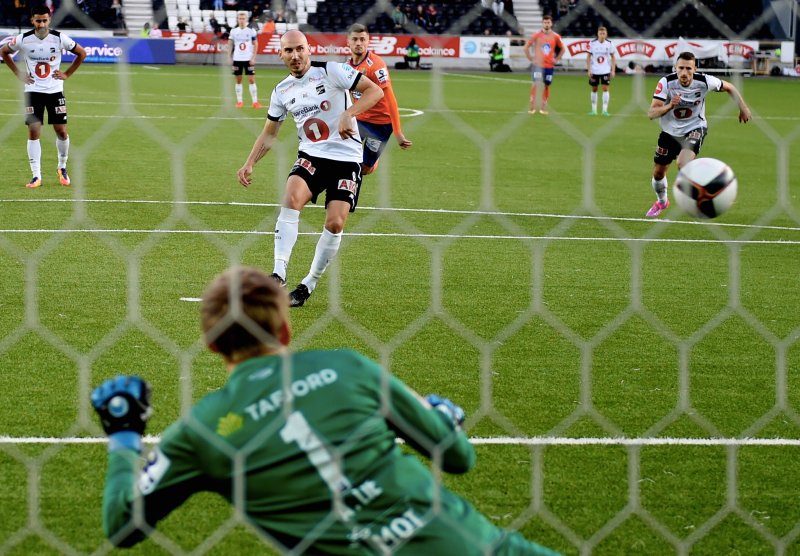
top-left (102, 349), bottom-right (558, 555)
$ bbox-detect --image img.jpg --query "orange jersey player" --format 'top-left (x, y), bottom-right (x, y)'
top-left (523, 14), bottom-right (564, 114)
top-left (346, 23), bottom-right (412, 175)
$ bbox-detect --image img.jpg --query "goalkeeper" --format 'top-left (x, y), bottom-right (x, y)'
top-left (92, 267), bottom-right (559, 555)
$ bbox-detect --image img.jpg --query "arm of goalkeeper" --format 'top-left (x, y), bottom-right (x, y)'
top-left (91, 375), bottom-right (152, 453)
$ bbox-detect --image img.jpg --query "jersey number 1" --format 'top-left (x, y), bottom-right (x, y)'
top-left (303, 118), bottom-right (330, 142)
top-left (280, 411), bottom-right (351, 493)
top-left (35, 62), bottom-right (51, 79)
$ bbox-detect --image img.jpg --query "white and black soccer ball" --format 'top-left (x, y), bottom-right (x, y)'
top-left (673, 158), bottom-right (738, 219)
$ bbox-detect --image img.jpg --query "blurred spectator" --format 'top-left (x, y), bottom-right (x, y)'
top-left (262, 15), bottom-right (275, 33)
top-left (149, 21), bottom-right (163, 37)
top-left (426, 3), bottom-right (440, 32)
top-left (624, 61), bottom-right (644, 74)
top-left (274, 10), bottom-right (286, 23)
top-left (405, 37), bottom-right (421, 68)
top-left (213, 0), bottom-right (223, 10)
top-left (391, 5), bottom-right (407, 32)
top-left (140, 22), bottom-right (151, 37)
top-left (44, 0), bottom-right (55, 14)
top-left (413, 5), bottom-right (428, 30)
top-left (492, 0), bottom-right (504, 16)
top-left (285, 0), bottom-right (297, 23)
top-left (557, 0), bottom-right (568, 18)
top-left (208, 15), bottom-right (222, 34)
top-left (111, 0), bottom-right (126, 30)
top-left (176, 17), bottom-right (188, 31)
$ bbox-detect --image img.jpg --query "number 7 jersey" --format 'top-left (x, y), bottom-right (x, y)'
top-left (268, 61), bottom-right (364, 163)
top-left (6, 29), bottom-right (76, 93)
top-left (652, 71), bottom-right (723, 136)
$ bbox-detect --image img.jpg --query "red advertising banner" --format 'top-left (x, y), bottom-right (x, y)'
top-left (162, 31), bottom-right (460, 57)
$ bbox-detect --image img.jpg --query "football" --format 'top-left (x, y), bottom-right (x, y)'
top-left (673, 157), bottom-right (738, 219)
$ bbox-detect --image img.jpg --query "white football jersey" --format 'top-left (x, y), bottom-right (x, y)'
top-left (588, 39), bottom-right (615, 75)
top-left (268, 61), bottom-right (363, 162)
top-left (653, 72), bottom-right (723, 136)
top-left (229, 26), bottom-right (257, 61)
top-left (6, 29), bottom-right (76, 93)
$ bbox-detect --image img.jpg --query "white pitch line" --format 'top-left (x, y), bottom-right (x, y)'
top-left (3, 435), bottom-right (800, 446)
top-left (0, 228), bottom-right (798, 245)
top-left (179, 297), bottom-right (203, 302)
top-left (2, 197), bottom-right (800, 233)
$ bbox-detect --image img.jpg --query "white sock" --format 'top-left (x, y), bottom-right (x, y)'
top-left (235, 83), bottom-right (243, 103)
top-left (249, 83), bottom-right (258, 103)
top-left (652, 176), bottom-right (668, 203)
top-left (56, 136), bottom-right (69, 168)
top-left (301, 227), bottom-right (342, 293)
top-left (273, 207), bottom-right (300, 280)
top-left (27, 139), bottom-right (41, 178)
top-left (602, 91), bottom-right (610, 112)
top-left (590, 91), bottom-right (597, 111)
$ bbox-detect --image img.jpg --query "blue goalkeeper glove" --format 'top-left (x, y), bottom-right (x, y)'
top-left (425, 394), bottom-right (465, 428)
top-left (91, 375), bottom-right (152, 453)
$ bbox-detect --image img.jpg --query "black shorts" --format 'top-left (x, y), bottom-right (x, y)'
top-left (589, 74), bottom-right (611, 86)
top-left (25, 91), bottom-right (67, 125)
top-left (231, 60), bottom-right (255, 76)
top-left (289, 152), bottom-right (363, 212)
top-left (653, 128), bottom-right (707, 165)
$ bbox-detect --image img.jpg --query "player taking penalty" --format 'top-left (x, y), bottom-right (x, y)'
top-left (346, 23), bottom-right (412, 175)
top-left (237, 31), bottom-right (383, 308)
top-left (0, 4), bottom-right (86, 188)
top-left (91, 266), bottom-right (561, 555)
top-left (645, 51), bottom-right (751, 217)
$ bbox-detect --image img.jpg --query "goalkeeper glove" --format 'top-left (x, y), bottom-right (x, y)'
top-left (91, 375), bottom-right (152, 452)
top-left (425, 394), bottom-right (465, 428)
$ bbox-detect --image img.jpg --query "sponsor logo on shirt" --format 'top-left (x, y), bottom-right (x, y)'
top-left (217, 412), bottom-right (244, 437)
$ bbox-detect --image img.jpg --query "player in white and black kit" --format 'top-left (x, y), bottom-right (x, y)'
top-left (0, 4), bottom-right (86, 189)
top-left (586, 26), bottom-right (615, 116)
top-left (237, 31), bottom-right (383, 307)
top-left (228, 11), bottom-right (261, 109)
top-left (645, 51), bottom-right (751, 217)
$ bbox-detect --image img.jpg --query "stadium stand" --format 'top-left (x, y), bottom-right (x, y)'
top-left (302, 0), bottom-right (520, 35)
top-left (539, 0), bottom-right (774, 39)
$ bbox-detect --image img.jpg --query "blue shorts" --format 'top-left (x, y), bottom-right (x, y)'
top-left (357, 120), bottom-right (394, 168)
top-left (531, 67), bottom-right (555, 85)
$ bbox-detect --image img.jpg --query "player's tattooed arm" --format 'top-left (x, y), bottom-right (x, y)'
top-left (238, 119), bottom-right (282, 187)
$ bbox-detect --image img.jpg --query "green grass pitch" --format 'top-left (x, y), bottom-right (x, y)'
top-left (1, 62), bottom-right (799, 554)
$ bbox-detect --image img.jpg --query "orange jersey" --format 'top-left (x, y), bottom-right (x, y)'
top-left (527, 31), bottom-right (564, 69)
top-left (348, 51), bottom-right (401, 130)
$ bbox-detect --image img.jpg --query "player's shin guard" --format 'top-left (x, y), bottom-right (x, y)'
top-left (249, 83), bottom-right (258, 103)
top-left (542, 87), bottom-right (550, 107)
top-left (302, 227), bottom-right (342, 292)
top-left (27, 139), bottom-right (41, 178)
top-left (235, 83), bottom-right (243, 104)
top-left (590, 91), bottom-right (598, 112)
top-left (274, 207), bottom-right (300, 280)
top-left (529, 84), bottom-right (537, 110)
top-left (602, 91), bottom-right (610, 112)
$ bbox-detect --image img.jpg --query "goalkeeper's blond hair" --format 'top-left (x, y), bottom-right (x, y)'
top-left (201, 267), bottom-right (290, 363)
